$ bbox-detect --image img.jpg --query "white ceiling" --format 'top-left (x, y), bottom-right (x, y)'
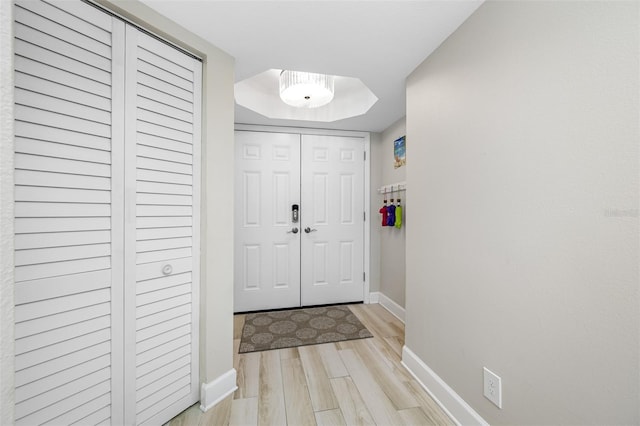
top-left (139, 0), bottom-right (483, 133)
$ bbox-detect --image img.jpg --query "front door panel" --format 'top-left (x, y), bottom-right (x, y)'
top-left (234, 131), bottom-right (301, 312)
top-left (301, 135), bottom-right (365, 306)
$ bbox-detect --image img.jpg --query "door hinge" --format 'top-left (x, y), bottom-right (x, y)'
top-left (363, 272), bottom-right (366, 282)
top-left (363, 211), bottom-right (366, 221)
top-left (364, 151), bottom-right (367, 161)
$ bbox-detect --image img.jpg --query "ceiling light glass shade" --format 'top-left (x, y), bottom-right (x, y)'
top-left (279, 70), bottom-right (335, 108)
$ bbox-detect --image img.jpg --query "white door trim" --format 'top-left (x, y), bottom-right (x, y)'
top-left (110, 17), bottom-right (126, 425)
top-left (363, 133), bottom-right (371, 304)
top-left (235, 124), bottom-right (371, 304)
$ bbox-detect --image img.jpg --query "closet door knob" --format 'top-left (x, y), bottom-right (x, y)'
top-left (304, 227), bottom-right (317, 233)
top-left (162, 264), bottom-right (173, 276)
top-left (287, 227), bottom-right (299, 234)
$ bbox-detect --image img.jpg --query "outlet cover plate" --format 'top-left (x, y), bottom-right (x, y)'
top-left (483, 367), bottom-right (502, 408)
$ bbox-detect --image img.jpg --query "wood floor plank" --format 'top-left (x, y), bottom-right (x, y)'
top-left (235, 351), bottom-right (260, 399)
top-left (233, 338), bottom-right (241, 372)
top-left (370, 305), bottom-right (405, 337)
top-left (367, 333), bottom-right (401, 367)
top-left (336, 340), bottom-right (356, 351)
top-left (315, 409), bottom-right (347, 426)
top-left (388, 320), bottom-right (405, 339)
top-left (167, 403), bottom-right (200, 426)
top-left (257, 350), bottom-right (286, 426)
top-left (170, 303), bottom-right (452, 426)
top-left (229, 397), bottom-right (258, 426)
top-left (384, 335), bottom-right (404, 358)
top-left (398, 406), bottom-right (436, 425)
top-left (199, 394), bottom-right (232, 426)
top-left (329, 377), bottom-right (375, 426)
top-left (366, 336), bottom-right (414, 382)
top-left (339, 348), bottom-right (404, 425)
top-left (234, 314), bottom-right (245, 340)
top-left (298, 345), bottom-right (339, 411)
top-left (350, 304), bottom-right (398, 338)
top-left (281, 357), bottom-right (317, 426)
top-left (279, 347), bottom-right (300, 359)
top-left (369, 303), bottom-right (403, 327)
top-left (351, 338), bottom-right (420, 410)
top-left (404, 380), bottom-right (455, 425)
top-left (317, 343), bottom-right (348, 378)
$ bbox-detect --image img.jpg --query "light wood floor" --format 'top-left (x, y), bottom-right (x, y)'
top-left (168, 303), bottom-right (453, 425)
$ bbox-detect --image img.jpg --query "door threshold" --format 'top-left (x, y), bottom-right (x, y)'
top-left (234, 300), bottom-right (364, 315)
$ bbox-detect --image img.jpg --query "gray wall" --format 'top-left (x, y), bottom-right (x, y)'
top-left (405, 1), bottom-right (639, 424)
top-left (377, 118), bottom-right (407, 307)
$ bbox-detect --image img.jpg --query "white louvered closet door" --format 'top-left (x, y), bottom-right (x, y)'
top-left (13, 1), bottom-right (125, 424)
top-left (123, 26), bottom-right (201, 425)
top-left (13, 1), bottom-right (201, 425)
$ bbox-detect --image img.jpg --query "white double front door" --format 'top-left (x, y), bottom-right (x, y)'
top-left (234, 130), bottom-right (365, 312)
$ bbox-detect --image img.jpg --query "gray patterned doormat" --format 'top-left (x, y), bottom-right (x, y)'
top-left (238, 305), bottom-right (373, 353)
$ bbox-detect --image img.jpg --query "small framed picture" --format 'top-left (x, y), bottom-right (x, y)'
top-left (394, 136), bottom-right (406, 169)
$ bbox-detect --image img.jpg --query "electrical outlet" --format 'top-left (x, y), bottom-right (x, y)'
top-left (483, 367), bottom-right (502, 408)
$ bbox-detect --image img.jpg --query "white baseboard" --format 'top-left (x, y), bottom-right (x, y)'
top-left (369, 292), bottom-right (405, 323)
top-left (200, 368), bottom-right (238, 412)
top-left (377, 292), bottom-right (405, 323)
top-left (401, 346), bottom-right (488, 426)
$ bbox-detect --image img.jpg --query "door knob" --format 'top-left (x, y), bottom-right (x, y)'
top-left (304, 227), bottom-right (317, 233)
top-left (287, 227), bottom-right (299, 234)
top-left (162, 264), bottom-right (173, 276)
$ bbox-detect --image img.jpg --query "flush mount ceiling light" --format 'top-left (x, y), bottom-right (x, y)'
top-left (235, 69), bottom-right (378, 122)
top-left (279, 70), bottom-right (335, 108)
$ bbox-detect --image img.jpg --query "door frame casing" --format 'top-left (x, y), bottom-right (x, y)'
top-left (235, 124), bottom-right (372, 304)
